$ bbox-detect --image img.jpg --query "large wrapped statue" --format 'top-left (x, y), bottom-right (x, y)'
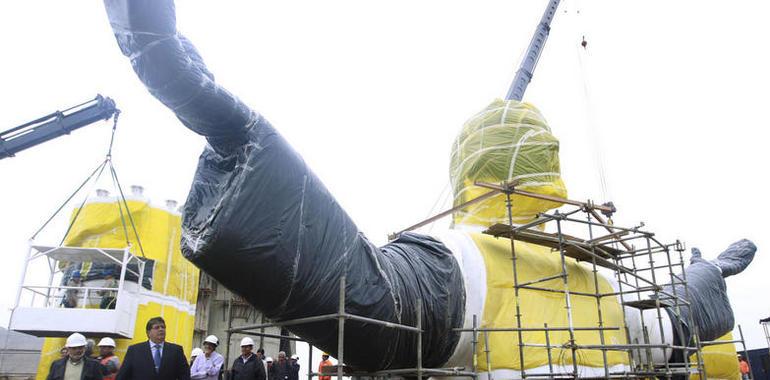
top-left (102, 1), bottom-right (756, 378)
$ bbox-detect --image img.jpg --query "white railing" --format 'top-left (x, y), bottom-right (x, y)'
top-left (18, 284), bottom-right (120, 309)
top-left (9, 244), bottom-right (146, 338)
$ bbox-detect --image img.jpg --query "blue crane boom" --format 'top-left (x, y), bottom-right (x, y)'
top-left (0, 95), bottom-right (118, 160)
top-left (506, 0), bottom-right (561, 101)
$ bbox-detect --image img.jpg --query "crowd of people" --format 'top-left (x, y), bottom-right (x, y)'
top-left (46, 316), bottom-right (336, 380)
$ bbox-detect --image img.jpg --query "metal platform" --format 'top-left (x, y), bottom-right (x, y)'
top-left (483, 223), bottom-right (624, 270)
top-left (9, 244), bottom-right (144, 338)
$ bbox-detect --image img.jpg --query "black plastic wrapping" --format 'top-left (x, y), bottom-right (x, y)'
top-left (104, 0), bottom-right (250, 155)
top-left (103, 0), bottom-right (465, 371)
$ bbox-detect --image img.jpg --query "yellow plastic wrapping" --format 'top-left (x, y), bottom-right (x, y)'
top-left (35, 198), bottom-right (199, 379)
top-left (470, 233), bottom-right (628, 371)
top-left (450, 99), bottom-right (567, 226)
top-left (692, 332), bottom-right (742, 380)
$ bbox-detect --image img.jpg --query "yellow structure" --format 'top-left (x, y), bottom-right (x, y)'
top-left (693, 333), bottom-right (742, 380)
top-left (472, 234), bottom-right (627, 372)
top-left (35, 196), bottom-right (199, 378)
top-left (450, 99), bottom-right (741, 378)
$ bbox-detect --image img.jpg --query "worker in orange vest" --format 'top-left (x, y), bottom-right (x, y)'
top-left (318, 353), bottom-right (333, 380)
top-left (739, 355), bottom-right (750, 380)
top-left (96, 338), bottom-right (121, 380)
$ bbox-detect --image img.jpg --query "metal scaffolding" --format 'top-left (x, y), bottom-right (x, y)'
top-left (220, 181), bottom-right (748, 379)
top-left (764, 319), bottom-right (770, 353)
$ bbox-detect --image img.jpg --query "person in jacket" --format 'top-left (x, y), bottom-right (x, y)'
top-left (288, 355), bottom-right (300, 380)
top-left (61, 271), bottom-right (81, 308)
top-left (116, 316), bottom-right (190, 380)
top-left (256, 348), bottom-right (267, 375)
top-left (190, 348), bottom-right (203, 368)
top-left (46, 333), bottom-right (105, 380)
top-left (271, 352), bottom-right (292, 380)
top-left (96, 337), bottom-right (121, 380)
top-left (317, 353), bottom-right (333, 380)
top-left (231, 337), bottom-right (266, 380)
top-left (190, 335), bottom-right (224, 380)
top-left (265, 357), bottom-right (274, 380)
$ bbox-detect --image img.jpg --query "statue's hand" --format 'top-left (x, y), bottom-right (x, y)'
top-left (712, 239), bottom-right (757, 277)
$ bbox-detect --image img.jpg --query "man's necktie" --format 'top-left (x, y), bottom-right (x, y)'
top-left (153, 344), bottom-right (162, 373)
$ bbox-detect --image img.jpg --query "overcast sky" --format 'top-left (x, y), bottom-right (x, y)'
top-left (0, 0), bottom-right (768, 361)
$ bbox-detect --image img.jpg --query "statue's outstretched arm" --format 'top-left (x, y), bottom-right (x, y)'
top-left (102, 0), bottom-right (466, 371)
top-left (104, 0), bottom-right (250, 154)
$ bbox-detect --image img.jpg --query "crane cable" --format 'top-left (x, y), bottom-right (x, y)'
top-left (30, 112), bottom-right (146, 258)
top-left (570, 0), bottom-right (612, 204)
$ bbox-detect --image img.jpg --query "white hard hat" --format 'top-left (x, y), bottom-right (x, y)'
top-left (204, 335), bottom-right (219, 346)
top-left (97, 337), bottom-right (116, 347)
top-left (240, 337), bottom-right (255, 347)
top-left (291, 354), bottom-right (299, 360)
top-left (65, 333), bottom-right (87, 348)
top-left (266, 356), bottom-right (273, 362)
top-left (191, 347), bottom-right (204, 357)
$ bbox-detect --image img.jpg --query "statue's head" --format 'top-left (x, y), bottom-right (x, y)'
top-left (450, 99), bottom-right (567, 227)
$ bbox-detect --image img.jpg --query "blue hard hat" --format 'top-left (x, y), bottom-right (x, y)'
top-left (71, 271), bottom-right (81, 278)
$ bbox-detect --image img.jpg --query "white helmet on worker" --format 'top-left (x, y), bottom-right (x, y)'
top-left (191, 347), bottom-right (204, 357)
top-left (240, 337), bottom-right (255, 347)
top-left (97, 337), bottom-right (116, 347)
top-left (291, 354), bottom-right (299, 360)
top-left (266, 356), bottom-right (274, 363)
top-left (65, 333), bottom-right (87, 348)
top-left (204, 335), bottom-right (219, 346)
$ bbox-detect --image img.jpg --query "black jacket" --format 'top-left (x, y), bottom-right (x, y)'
top-left (116, 341), bottom-right (190, 380)
top-left (270, 360), bottom-right (292, 380)
top-left (46, 357), bottom-right (104, 380)
top-left (288, 362), bottom-right (300, 380)
top-left (231, 354), bottom-right (266, 380)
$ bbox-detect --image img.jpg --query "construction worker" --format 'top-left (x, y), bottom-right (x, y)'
top-left (97, 337), bottom-right (120, 380)
top-left (190, 335), bottom-right (224, 380)
top-left (45, 333), bottom-right (104, 379)
top-left (99, 269), bottom-right (118, 310)
top-left (265, 357), bottom-right (274, 380)
top-left (61, 271), bottom-right (81, 308)
top-left (231, 337), bottom-right (266, 380)
top-left (190, 347), bottom-right (203, 368)
top-left (739, 355), bottom-right (750, 380)
top-left (318, 353), bottom-right (333, 380)
top-left (288, 354), bottom-right (300, 380)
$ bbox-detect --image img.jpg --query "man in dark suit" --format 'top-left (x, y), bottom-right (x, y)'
top-left (116, 316), bottom-right (190, 380)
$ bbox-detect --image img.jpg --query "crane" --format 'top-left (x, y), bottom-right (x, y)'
top-left (0, 94), bottom-right (118, 160)
top-left (506, 0), bottom-right (561, 101)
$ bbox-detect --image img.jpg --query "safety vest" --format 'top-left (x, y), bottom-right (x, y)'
top-left (99, 355), bottom-right (120, 380)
